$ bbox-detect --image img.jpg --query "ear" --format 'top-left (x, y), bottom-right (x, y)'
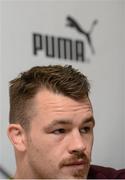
top-left (7, 124), bottom-right (27, 152)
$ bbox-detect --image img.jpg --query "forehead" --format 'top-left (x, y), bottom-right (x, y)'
top-left (34, 89), bottom-right (92, 111)
top-left (30, 89), bottom-right (94, 127)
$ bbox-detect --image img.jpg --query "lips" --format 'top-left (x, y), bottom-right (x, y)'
top-left (64, 160), bottom-right (87, 166)
top-left (59, 155), bottom-right (90, 169)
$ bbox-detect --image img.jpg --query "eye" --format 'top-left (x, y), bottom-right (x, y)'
top-left (52, 128), bottom-right (66, 135)
top-left (80, 126), bottom-right (91, 134)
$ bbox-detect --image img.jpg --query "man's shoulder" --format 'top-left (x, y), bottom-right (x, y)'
top-left (88, 164), bottom-right (125, 179)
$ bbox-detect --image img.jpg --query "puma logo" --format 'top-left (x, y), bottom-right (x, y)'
top-left (66, 16), bottom-right (98, 54)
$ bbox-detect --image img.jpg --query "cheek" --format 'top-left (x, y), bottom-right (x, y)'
top-left (27, 132), bottom-right (61, 161)
top-left (27, 137), bottom-right (55, 171)
top-left (85, 134), bottom-right (94, 154)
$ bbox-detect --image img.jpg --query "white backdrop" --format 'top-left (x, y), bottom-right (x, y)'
top-left (1, 0), bottom-right (125, 177)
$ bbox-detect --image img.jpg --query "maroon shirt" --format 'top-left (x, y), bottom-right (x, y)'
top-left (88, 165), bottom-right (125, 179)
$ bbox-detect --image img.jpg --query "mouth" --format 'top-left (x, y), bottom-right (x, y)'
top-left (60, 160), bottom-right (89, 178)
top-left (64, 160), bottom-right (88, 167)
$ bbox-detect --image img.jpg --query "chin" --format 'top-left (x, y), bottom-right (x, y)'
top-left (57, 171), bottom-right (88, 179)
top-left (58, 165), bottom-right (89, 179)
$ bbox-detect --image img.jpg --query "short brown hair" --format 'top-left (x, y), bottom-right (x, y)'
top-left (9, 65), bottom-right (90, 129)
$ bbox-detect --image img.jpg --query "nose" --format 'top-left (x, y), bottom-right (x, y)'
top-left (67, 130), bottom-right (86, 154)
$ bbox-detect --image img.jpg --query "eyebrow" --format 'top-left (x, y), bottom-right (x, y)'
top-left (84, 117), bottom-right (95, 126)
top-left (44, 117), bottom-right (95, 132)
top-left (44, 120), bottom-right (72, 132)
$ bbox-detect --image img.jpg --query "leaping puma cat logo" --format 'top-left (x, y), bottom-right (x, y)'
top-left (66, 16), bottom-right (98, 54)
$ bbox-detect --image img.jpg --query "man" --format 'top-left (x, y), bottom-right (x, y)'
top-left (8, 65), bottom-right (125, 179)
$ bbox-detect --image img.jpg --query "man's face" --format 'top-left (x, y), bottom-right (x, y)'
top-left (25, 89), bottom-right (95, 179)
